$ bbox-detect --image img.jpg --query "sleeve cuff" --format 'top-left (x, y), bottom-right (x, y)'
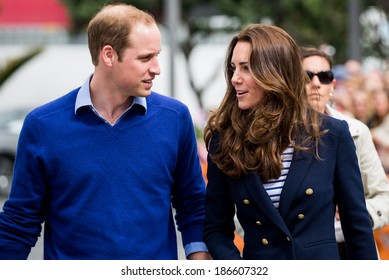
top-left (184, 242), bottom-right (208, 258)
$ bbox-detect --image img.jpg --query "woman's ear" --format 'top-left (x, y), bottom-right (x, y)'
top-left (331, 78), bottom-right (337, 93)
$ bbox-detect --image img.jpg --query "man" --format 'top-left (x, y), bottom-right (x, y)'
top-left (0, 3), bottom-right (210, 260)
top-left (301, 47), bottom-right (389, 259)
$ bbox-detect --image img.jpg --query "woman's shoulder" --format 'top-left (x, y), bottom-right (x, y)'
top-left (321, 113), bottom-right (348, 129)
top-left (320, 114), bottom-right (350, 139)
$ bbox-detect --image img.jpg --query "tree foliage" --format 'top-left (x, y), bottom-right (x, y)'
top-left (61, 0), bottom-right (388, 63)
top-left (60, 0), bottom-right (388, 110)
top-left (60, 0), bottom-right (162, 33)
top-left (215, 0), bottom-right (388, 64)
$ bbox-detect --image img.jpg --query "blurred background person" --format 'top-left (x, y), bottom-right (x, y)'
top-left (301, 47), bottom-right (389, 259)
top-left (350, 89), bottom-right (375, 124)
top-left (370, 88), bottom-right (389, 174)
top-left (368, 88), bottom-right (389, 129)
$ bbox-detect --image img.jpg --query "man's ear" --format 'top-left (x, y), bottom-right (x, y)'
top-left (101, 45), bottom-right (115, 66)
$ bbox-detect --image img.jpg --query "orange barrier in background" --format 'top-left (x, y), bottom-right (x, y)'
top-left (375, 225), bottom-right (389, 260)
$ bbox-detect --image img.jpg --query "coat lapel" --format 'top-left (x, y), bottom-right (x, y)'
top-left (244, 172), bottom-right (290, 234)
top-left (242, 149), bottom-right (315, 234)
top-left (278, 150), bottom-right (314, 217)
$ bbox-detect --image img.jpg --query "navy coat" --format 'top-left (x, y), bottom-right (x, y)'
top-left (204, 115), bottom-right (378, 260)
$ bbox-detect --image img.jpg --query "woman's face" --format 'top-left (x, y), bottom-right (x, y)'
top-left (302, 55), bottom-right (336, 114)
top-left (373, 89), bottom-right (389, 118)
top-left (230, 41), bottom-right (265, 110)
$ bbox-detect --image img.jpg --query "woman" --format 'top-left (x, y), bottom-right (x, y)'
top-left (368, 88), bottom-right (389, 174)
top-left (301, 47), bottom-right (389, 259)
top-left (203, 23), bottom-right (378, 260)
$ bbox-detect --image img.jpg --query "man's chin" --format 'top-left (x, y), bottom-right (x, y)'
top-left (139, 90), bottom-right (152, 97)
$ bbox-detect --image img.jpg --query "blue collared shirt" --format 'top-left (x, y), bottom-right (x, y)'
top-left (75, 75), bottom-right (147, 125)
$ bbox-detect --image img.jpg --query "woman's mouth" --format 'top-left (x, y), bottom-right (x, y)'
top-left (236, 90), bottom-right (248, 96)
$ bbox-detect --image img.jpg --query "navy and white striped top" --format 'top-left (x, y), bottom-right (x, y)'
top-left (263, 145), bottom-right (294, 209)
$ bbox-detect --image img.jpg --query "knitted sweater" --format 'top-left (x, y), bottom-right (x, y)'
top-left (0, 89), bottom-right (206, 260)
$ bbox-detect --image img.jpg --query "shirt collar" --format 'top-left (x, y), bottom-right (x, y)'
top-left (75, 74), bottom-right (147, 115)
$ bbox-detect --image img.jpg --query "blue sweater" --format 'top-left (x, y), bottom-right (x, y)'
top-left (0, 88), bottom-right (206, 260)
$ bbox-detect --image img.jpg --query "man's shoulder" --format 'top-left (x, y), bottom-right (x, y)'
top-left (28, 88), bottom-right (79, 119)
top-left (148, 91), bottom-right (189, 112)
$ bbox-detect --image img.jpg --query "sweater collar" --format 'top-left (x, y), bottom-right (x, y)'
top-left (74, 74), bottom-right (147, 115)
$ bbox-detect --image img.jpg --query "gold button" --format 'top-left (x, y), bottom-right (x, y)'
top-left (243, 199), bottom-right (250, 205)
top-left (298, 214), bottom-right (305, 219)
top-left (286, 236), bottom-right (291, 241)
top-left (377, 211), bottom-right (382, 217)
top-left (305, 188), bottom-right (313, 195)
top-left (255, 220), bottom-right (262, 226)
top-left (262, 238), bottom-right (269, 245)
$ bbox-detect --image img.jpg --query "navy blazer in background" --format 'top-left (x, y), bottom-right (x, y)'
top-left (203, 115), bottom-right (378, 260)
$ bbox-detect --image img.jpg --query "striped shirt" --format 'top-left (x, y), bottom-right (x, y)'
top-left (263, 145), bottom-right (294, 209)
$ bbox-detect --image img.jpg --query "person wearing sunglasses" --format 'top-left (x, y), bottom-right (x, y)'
top-left (301, 47), bottom-right (389, 259)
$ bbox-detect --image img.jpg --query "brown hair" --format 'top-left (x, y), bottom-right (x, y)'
top-left (87, 3), bottom-right (156, 65)
top-left (300, 47), bottom-right (334, 68)
top-left (204, 24), bottom-right (324, 181)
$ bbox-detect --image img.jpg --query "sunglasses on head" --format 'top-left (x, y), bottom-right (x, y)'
top-left (305, 70), bottom-right (334, 84)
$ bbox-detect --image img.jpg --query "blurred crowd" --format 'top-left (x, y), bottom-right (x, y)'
top-left (330, 58), bottom-right (389, 175)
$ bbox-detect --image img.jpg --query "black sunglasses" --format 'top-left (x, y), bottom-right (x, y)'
top-left (305, 70), bottom-right (334, 84)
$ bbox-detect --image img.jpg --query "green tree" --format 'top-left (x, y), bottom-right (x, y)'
top-left (61, 0), bottom-right (388, 63)
top-left (216, 0), bottom-right (388, 64)
top-left (60, 0), bottom-right (388, 111)
top-left (60, 0), bottom-right (218, 110)
top-left (60, 0), bottom-right (162, 34)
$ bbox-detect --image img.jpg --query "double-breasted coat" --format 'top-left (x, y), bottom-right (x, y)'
top-left (203, 115), bottom-right (378, 260)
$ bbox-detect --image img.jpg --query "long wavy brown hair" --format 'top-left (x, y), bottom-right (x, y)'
top-left (204, 24), bottom-right (326, 182)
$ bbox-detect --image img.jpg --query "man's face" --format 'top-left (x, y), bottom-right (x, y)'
top-left (113, 23), bottom-right (161, 97)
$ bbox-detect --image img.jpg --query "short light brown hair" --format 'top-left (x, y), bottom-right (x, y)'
top-left (87, 3), bottom-right (156, 65)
